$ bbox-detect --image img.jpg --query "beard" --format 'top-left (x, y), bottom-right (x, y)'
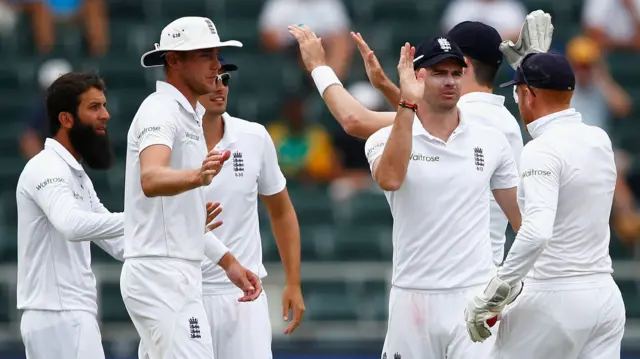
top-left (68, 118), bottom-right (115, 170)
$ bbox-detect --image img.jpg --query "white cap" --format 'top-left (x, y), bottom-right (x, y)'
top-left (141, 16), bottom-right (243, 68)
top-left (38, 58), bottom-right (72, 89)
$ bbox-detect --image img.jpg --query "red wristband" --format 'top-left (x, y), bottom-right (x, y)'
top-left (399, 100), bottom-right (418, 112)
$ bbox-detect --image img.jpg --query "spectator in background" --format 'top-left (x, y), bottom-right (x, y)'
top-left (442, 0), bottom-right (527, 42)
top-left (20, 58), bottom-right (72, 159)
top-left (259, 0), bottom-right (353, 81)
top-left (566, 35), bottom-right (640, 245)
top-left (330, 82), bottom-right (385, 202)
top-left (583, 0), bottom-right (640, 52)
top-left (46, 0), bottom-right (109, 56)
top-left (2, 0), bottom-right (54, 54)
top-left (267, 94), bottom-right (337, 185)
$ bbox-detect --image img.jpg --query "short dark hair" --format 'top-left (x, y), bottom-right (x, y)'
top-left (468, 58), bottom-right (500, 88)
top-left (46, 72), bottom-right (106, 136)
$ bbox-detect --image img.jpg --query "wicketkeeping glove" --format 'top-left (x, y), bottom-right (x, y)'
top-left (499, 10), bottom-right (554, 70)
top-left (465, 276), bottom-right (524, 342)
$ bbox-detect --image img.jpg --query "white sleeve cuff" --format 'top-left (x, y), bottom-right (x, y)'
top-left (311, 66), bottom-right (342, 98)
top-left (203, 232), bottom-right (229, 264)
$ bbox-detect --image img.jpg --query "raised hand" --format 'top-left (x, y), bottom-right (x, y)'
top-left (351, 31), bottom-right (388, 89)
top-left (288, 25), bottom-right (327, 72)
top-left (397, 43), bottom-right (426, 104)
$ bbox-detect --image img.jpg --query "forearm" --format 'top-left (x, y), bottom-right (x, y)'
top-left (377, 78), bottom-right (401, 107)
top-left (497, 216), bottom-right (552, 286)
top-left (55, 210), bottom-right (124, 242)
top-left (375, 107), bottom-right (414, 190)
top-left (270, 209), bottom-right (301, 285)
top-left (140, 166), bottom-right (200, 197)
top-left (312, 67), bottom-right (391, 139)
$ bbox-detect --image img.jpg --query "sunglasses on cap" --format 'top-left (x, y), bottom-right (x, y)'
top-left (215, 73), bottom-right (231, 87)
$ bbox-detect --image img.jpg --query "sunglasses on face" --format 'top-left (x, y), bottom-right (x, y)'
top-left (215, 73), bottom-right (231, 87)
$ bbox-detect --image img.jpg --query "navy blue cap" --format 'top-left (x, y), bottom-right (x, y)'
top-left (218, 55), bottom-right (238, 72)
top-left (447, 21), bottom-right (503, 66)
top-left (499, 52), bottom-right (575, 91)
top-left (413, 36), bottom-right (467, 70)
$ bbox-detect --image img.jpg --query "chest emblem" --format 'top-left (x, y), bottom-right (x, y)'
top-left (474, 147), bottom-right (484, 171)
top-left (233, 151), bottom-right (244, 177)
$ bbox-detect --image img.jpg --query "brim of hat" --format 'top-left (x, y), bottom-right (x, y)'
top-left (415, 53), bottom-right (467, 69)
top-left (140, 40), bottom-right (244, 68)
top-left (498, 78), bottom-right (523, 88)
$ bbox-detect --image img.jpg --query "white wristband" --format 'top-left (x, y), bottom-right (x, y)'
top-left (311, 66), bottom-right (342, 98)
top-left (203, 231), bottom-right (229, 264)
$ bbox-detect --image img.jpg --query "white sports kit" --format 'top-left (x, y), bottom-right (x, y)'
top-left (16, 139), bottom-right (125, 359)
top-left (365, 112), bottom-right (519, 359)
top-left (201, 113), bottom-right (286, 359)
top-left (492, 109), bottom-right (626, 359)
top-left (120, 81), bottom-right (229, 359)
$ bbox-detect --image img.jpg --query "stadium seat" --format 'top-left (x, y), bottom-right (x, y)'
top-left (334, 225), bottom-right (392, 261)
top-left (616, 280), bottom-right (640, 318)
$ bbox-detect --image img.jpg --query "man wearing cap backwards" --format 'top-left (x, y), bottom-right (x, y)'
top-left (120, 17), bottom-right (262, 359)
top-left (465, 52), bottom-right (626, 359)
top-left (291, 24), bottom-right (521, 358)
top-left (197, 57), bottom-right (305, 359)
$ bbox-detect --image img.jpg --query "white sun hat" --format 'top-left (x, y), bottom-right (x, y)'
top-left (141, 16), bottom-right (243, 68)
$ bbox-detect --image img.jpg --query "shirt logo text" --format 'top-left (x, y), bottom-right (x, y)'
top-left (522, 169), bottom-right (551, 178)
top-left (474, 147), bottom-right (484, 171)
top-left (233, 151), bottom-right (244, 177)
top-left (138, 126), bottom-right (161, 139)
top-left (185, 133), bottom-right (200, 141)
top-left (366, 142), bottom-right (386, 160)
top-left (36, 177), bottom-right (65, 191)
top-left (411, 153), bottom-right (440, 162)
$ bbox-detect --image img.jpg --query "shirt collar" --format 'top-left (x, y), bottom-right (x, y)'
top-left (156, 81), bottom-right (198, 116)
top-left (526, 108), bottom-right (582, 139)
top-left (458, 92), bottom-right (505, 107)
top-left (216, 112), bottom-right (238, 148)
top-left (44, 138), bottom-right (84, 172)
top-left (412, 109), bottom-right (469, 140)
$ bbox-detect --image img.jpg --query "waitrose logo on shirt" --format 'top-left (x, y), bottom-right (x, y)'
top-left (522, 169), bottom-right (551, 178)
top-left (36, 177), bottom-right (65, 190)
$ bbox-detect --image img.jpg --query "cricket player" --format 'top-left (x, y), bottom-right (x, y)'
top-left (16, 72), bottom-right (125, 359)
top-left (348, 13), bottom-right (553, 265)
top-left (466, 53), bottom-right (626, 359)
top-left (292, 23), bottom-right (522, 357)
top-left (120, 17), bottom-right (262, 359)
top-left (198, 57), bottom-right (305, 359)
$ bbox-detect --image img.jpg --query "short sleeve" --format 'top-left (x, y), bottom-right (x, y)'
top-left (364, 128), bottom-right (390, 172)
top-left (519, 143), bottom-right (562, 224)
top-left (258, 128), bottom-right (287, 196)
top-left (135, 102), bottom-right (179, 152)
top-left (490, 133), bottom-right (520, 190)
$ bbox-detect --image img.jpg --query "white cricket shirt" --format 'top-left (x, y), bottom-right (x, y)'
top-left (16, 139), bottom-right (124, 315)
top-left (124, 81), bottom-right (228, 263)
top-left (365, 113), bottom-right (520, 290)
top-left (498, 109), bottom-right (616, 286)
top-left (201, 113), bottom-right (286, 294)
top-left (458, 92), bottom-right (524, 265)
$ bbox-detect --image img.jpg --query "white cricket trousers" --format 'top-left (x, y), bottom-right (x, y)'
top-left (202, 287), bottom-right (272, 359)
top-left (491, 273), bottom-right (626, 359)
top-left (20, 309), bottom-right (104, 359)
top-left (120, 258), bottom-right (214, 359)
top-left (382, 285), bottom-right (496, 359)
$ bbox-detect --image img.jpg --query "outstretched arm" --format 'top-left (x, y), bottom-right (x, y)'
top-left (288, 25), bottom-right (395, 139)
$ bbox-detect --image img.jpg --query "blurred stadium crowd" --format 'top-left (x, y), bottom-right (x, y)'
top-left (1, 0), bottom-right (640, 358)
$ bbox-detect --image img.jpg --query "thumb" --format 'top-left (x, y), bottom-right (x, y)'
top-left (222, 149), bottom-right (231, 161)
top-left (282, 297), bottom-right (290, 321)
top-left (416, 68), bottom-right (427, 82)
top-left (240, 273), bottom-right (254, 292)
